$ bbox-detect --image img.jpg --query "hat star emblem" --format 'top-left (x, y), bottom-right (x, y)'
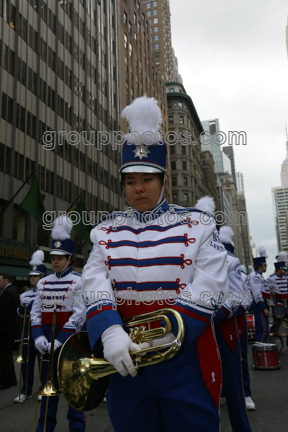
top-left (54, 240), bottom-right (62, 248)
top-left (133, 145), bottom-right (151, 160)
top-left (32, 266), bottom-right (37, 271)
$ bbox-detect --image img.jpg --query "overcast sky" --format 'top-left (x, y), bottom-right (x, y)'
top-left (170, 0), bottom-right (288, 275)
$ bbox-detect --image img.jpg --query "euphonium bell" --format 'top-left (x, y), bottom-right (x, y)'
top-left (57, 308), bottom-right (184, 411)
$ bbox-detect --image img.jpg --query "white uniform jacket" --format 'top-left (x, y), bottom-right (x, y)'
top-left (17, 287), bottom-right (38, 318)
top-left (266, 273), bottom-right (288, 299)
top-left (248, 271), bottom-right (267, 311)
top-left (30, 268), bottom-right (86, 344)
top-left (82, 199), bottom-right (229, 350)
top-left (238, 270), bottom-right (253, 313)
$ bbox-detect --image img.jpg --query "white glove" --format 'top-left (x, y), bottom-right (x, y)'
top-left (21, 297), bottom-right (31, 307)
top-left (149, 332), bottom-right (176, 348)
top-left (101, 325), bottom-right (143, 377)
top-left (47, 339), bottom-right (63, 353)
top-left (35, 336), bottom-right (49, 354)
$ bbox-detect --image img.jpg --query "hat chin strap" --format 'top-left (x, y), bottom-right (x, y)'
top-left (58, 255), bottom-right (72, 275)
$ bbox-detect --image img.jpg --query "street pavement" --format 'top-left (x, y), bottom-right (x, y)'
top-left (1, 343), bottom-right (288, 431)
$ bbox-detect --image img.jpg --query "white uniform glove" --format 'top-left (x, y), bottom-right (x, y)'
top-left (47, 339), bottom-right (63, 353)
top-left (101, 325), bottom-right (143, 377)
top-left (34, 336), bottom-right (49, 354)
top-left (21, 297), bottom-right (32, 307)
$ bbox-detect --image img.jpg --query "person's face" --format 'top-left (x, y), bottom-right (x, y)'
top-left (50, 255), bottom-right (69, 273)
top-left (278, 268), bottom-right (286, 277)
top-left (260, 264), bottom-right (267, 274)
top-left (124, 173), bottom-right (163, 212)
top-left (0, 276), bottom-right (9, 291)
top-left (30, 275), bottom-right (41, 286)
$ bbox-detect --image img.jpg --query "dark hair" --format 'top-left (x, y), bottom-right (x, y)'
top-left (0, 273), bottom-right (12, 283)
top-left (121, 172), bottom-right (164, 188)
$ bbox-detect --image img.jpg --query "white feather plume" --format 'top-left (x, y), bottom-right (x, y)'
top-left (240, 265), bottom-right (246, 273)
top-left (258, 246), bottom-right (268, 258)
top-left (248, 265), bottom-right (254, 273)
top-left (51, 216), bottom-right (72, 240)
top-left (219, 226), bottom-right (234, 246)
top-left (121, 96), bottom-right (163, 145)
top-left (29, 250), bottom-right (45, 266)
top-left (195, 196), bottom-right (215, 214)
top-left (279, 251), bottom-right (288, 262)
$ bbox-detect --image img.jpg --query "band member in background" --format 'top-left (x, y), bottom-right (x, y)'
top-left (82, 97), bottom-right (229, 432)
top-left (31, 217), bottom-right (86, 432)
top-left (14, 251), bottom-right (47, 403)
top-left (249, 247), bottom-right (269, 343)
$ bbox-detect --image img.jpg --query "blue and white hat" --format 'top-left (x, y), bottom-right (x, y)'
top-left (274, 261), bottom-right (286, 270)
top-left (253, 246), bottom-right (267, 267)
top-left (50, 216), bottom-right (76, 257)
top-left (219, 226), bottom-right (235, 254)
top-left (29, 250), bottom-right (47, 276)
top-left (120, 96), bottom-right (167, 174)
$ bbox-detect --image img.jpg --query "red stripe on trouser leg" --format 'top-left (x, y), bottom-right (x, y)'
top-left (196, 323), bottom-right (222, 407)
top-left (236, 314), bottom-right (245, 343)
top-left (220, 316), bottom-right (238, 353)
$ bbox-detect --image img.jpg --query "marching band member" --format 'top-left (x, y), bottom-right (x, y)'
top-left (30, 217), bottom-right (86, 432)
top-left (266, 253), bottom-right (288, 302)
top-left (239, 265), bottom-right (255, 411)
top-left (14, 251), bottom-right (46, 403)
top-left (248, 247), bottom-right (269, 343)
top-left (82, 97), bottom-right (229, 432)
top-left (212, 223), bottom-right (252, 432)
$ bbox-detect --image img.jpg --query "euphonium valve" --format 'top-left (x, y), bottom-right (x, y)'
top-left (58, 308), bottom-right (184, 411)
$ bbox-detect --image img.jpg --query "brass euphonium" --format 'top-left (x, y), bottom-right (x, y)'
top-left (15, 304), bottom-right (28, 364)
top-left (57, 308), bottom-right (184, 411)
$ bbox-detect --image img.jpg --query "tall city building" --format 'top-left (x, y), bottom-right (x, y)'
top-left (201, 119), bottom-right (232, 176)
top-left (272, 137), bottom-right (288, 253)
top-left (223, 146), bottom-right (236, 182)
top-left (237, 194), bottom-right (252, 267)
top-left (141, 0), bottom-right (174, 82)
top-left (0, 0), bottom-right (121, 278)
top-left (236, 172), bottom-right (245, 194)
top-left (119, 0), bottom-right (171, 201)
top-left (166, 81), bottom-right (219, 207)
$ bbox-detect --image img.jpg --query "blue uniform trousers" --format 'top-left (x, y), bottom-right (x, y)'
top-left (215, 316), bottom-right (252, 432)
top-left (20, 324), bottom-right (40, 396)
top-left (252, 304), bottom-right (269, 342)
top-left (239, 315), bottom-right (251, 397)
top-left (35, 324), bottom-right (86, 432)
top-left (107, 332), bottom-right (221, 432)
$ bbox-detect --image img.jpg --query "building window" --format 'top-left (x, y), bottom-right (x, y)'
top-left (154, 26), bottom-right (158, 32)
top-left (171, 161), bottom-right (176, 170)
top-left (153, 1), bottom-right (158, 6)
top-left (147, 11), bottom-right (151, 17)
top-left (124, 11), bottom-right (127, 24)
top-left (153, 18), bottom-right (158, 24)
top-left (183, 193), bottom-right (189, 202)
top-left (147, 2), bottom-right (151, 7)
top-left (181, 146), bottom-right (186, 155)
top-left (182, 161), bottom-right (187, 170)
top-left (153, 9), bottom-right (158, 15)
top-left (168, 101), bottom-right (172, 109)
top-left (170, 146), bottom-right (175, 154)
top-left (173, 193), bottom-right (178, 202)
top-left (168, 115), bottom-right (173, 124)
top-left (129, 21), bottom-right (132, 32)
top-left (179, 102), bottom-right (183, 109)
top-left (183, 177), bottom-right (188, 186)
top-left (155, 43), bottom-right (159, 50)
top-left (172, 177), bottom-right (177, 186)
top-left (154, 35), bottom-right (159, 41)
top-left (169, 88), bottom-right (174, 93)
top-left (179, 115), bottom-right (184, 124)
top-left (155, 61), bottom-right (160, 66)
top-left (124, 34), bottom-right (127, 49)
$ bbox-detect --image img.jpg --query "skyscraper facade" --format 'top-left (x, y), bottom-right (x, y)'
top-left (0, 0), bottom-right (122, 277)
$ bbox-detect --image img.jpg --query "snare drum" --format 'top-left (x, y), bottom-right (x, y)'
top-left (252, 343), bottom-right (281, 370)
top-left (275, 318), bottom-right (288, 337)
top-left (246, 315), bottom-right (255, 342)
top-left (273, 303), bottom-right (287, 319)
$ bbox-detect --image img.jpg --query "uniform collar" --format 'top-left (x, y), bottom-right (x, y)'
top-left (132, 198), bottom-right (169, 223)
top-left (55, 268), bottom-right (72, 279)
